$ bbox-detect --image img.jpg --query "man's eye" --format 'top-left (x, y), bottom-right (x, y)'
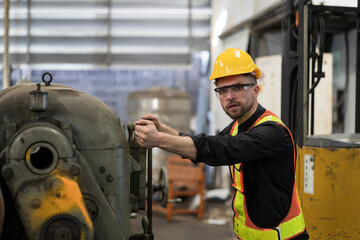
top-left (232, 85), bottom-right (243, 91)
top-left (219, 88), bottom-right (228, 94)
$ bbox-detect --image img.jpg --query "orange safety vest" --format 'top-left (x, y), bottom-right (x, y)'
top-left (229, 110), bottom-right (306, 240)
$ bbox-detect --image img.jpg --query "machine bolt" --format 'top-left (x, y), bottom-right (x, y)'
top-left (106, 175), bottom-right (113, 183)
top-left (2, 167), bottom-right (13, 180)
top-left (70, 165), bottom-right (80, 176)
top-left (56, 190), bottom-right (65, 199)
top-left (31, 199), bottom-right (41, 209)
top-left (99, 167), bottom-right (105, 174)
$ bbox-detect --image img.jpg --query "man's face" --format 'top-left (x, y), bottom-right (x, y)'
top-left (215, 74), bottom-right (259, 123)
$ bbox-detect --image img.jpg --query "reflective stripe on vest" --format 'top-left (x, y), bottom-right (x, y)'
top-left (229, 110), bottom-right (306, 240)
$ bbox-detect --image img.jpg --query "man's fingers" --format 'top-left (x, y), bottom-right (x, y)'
top-left (135, 120), bottom-right (155, 138)
top-left (135, 119), bottom-right (153, 126)
top-left (141, 113), bottom-right (153, 120)
top-left (142, 113), bottom-right (158, 121)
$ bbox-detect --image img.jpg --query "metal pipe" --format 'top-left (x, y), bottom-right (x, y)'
top-left (106, 0), bottom-right (112, 66)
top-left (26, 0), bottom-right (31, 64)
top-left (298, 0), bottom-right (309, 147)
top-left (3, 0), bottom-right (10, 89)
top-left (147, 148), bottom-right (153, 240)
top-left (187, 0), bottom-right (192, 64)
top-left (310, 16), bottom-right (317, 135)
top-left (281, 0), bottom-right (295, 129)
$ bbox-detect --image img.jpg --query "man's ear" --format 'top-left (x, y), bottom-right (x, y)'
top-left (253, 84), bottom-right (260, 97)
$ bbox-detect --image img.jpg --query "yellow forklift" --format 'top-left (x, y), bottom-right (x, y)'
top-left (281, 1), bottom-right (360, 239)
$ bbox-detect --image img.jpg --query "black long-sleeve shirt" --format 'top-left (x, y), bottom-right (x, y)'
top-left (190, 104), bottom-right (308, 239)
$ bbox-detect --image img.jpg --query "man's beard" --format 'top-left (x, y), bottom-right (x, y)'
top-left (224, 98), bottom-right (254, 120)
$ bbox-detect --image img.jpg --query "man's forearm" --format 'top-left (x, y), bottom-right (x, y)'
top-left (157, 133), bottom-right (197, 160)
top-left (158, 124), bottom-right (179, 136)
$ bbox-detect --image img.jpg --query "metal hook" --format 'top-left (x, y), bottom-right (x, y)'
top-left (42, 72), bottom-right (53, 86)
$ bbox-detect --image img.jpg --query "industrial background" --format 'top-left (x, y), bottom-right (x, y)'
top-left (0, 0), bottom-right (359, 240)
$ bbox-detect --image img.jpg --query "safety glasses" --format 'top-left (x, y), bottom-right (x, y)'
top-left (214, 83), bottom-right (255, 98)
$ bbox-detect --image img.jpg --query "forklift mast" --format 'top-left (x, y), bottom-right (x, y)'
top-left (281, 0), bottom-right (360, 145)
top-left (281, 1), bottom-right (360, 239)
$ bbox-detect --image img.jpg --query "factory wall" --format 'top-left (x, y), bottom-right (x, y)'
top-left (4, 53), bottom-right (204, 128)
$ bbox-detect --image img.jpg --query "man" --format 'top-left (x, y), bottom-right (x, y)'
top-left (135, 48), bottom-right (309, 240)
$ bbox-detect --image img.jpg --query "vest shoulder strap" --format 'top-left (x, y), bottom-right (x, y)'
top-left (251, 110), bottom-right (285, 129)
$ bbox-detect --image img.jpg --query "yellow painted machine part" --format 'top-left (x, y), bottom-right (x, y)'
top-left (17, 174), bottom-right (93, 239)
top-left (296, 146), bottom-right (360, 239)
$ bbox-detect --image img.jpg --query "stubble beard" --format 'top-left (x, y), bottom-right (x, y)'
top-left (224, 97), bottom-right (255, 121)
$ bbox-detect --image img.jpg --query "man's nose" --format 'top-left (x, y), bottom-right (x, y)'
top-left (226, 90), bottom-right (235, 99)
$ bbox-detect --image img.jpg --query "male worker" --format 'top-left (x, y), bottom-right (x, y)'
top-left (134, 48), bottom-right (309, 240)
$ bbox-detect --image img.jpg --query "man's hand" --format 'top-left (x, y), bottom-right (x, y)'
top-left (135, 113), bottom-right (197, 160)
top-left (134, 119), bottom-right (162, 149)
top-left (140, 113), bottom-right (179, 136)
top-left (141, 113), bottom-right (162, 131)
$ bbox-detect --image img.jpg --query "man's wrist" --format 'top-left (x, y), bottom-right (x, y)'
top-left (156, 132), bottom-right (167, 149)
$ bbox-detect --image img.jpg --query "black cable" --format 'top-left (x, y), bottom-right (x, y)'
top-left (289, 66), bottom-right (298, 135)
top-left (308, 15), bottom-right (325, 95)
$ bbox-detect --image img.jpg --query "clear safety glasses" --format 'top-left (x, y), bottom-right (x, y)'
top-left (214, 83), bottom-right (255, 98)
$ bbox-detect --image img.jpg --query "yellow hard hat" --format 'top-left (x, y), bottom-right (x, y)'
top-left (209, 48), bottom-right (261, 80)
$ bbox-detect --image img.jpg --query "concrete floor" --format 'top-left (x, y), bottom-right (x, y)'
top-left (131, 199), bottom-right (237, 240)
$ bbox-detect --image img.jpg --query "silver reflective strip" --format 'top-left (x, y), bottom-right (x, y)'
top-left (275, 226), bottom-right (282, 240)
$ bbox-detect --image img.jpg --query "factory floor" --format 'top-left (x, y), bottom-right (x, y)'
top-left (131, 198), bottom-right (237, 240)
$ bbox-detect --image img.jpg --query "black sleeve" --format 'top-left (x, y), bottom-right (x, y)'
top-left (190, 122), bottom-right (293, 166)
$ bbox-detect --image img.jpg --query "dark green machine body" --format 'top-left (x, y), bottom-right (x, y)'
top-left (0, 76), bottom-right (157, 240)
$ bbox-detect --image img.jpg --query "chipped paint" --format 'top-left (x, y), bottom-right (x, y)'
top-left (298, 145), bottom-right (360, 240)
